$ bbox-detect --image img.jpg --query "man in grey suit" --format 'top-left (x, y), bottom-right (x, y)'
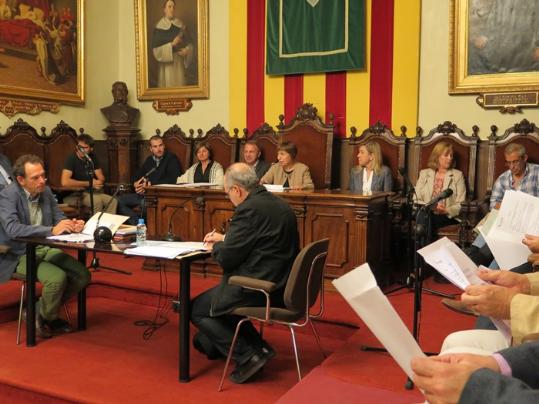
top-left (0, 152), bottom-right (13, 189)
top-left (243, 141), bottom-right (271, 180)
top-left (0, 154), bottom-right (91, 338)
top-left (411, 341), bottom-right (539, 403)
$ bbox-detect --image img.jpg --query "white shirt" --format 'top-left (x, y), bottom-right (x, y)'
top-left (362, 168), bottom-right (373, 194)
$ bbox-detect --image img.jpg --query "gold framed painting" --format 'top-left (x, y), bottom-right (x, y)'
top-left (449, 0), bottom-right (539, 94)
top-left (134, 0), bottom-right (209, 100)
top-left (0, 0), bottom-right (84, 104)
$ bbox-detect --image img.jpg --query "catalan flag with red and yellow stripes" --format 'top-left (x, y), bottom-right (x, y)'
top-left (229, 0), bottom-right (420, 137)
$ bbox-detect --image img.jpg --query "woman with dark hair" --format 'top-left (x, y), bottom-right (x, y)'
top-left (260, 141), bottom-right (314, 190)
top-left (177, 142), bottom-right (223, 185)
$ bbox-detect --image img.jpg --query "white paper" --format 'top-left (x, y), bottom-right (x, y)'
top-left (47, 233), bottom-right (95, 243)
top-left (169, 182), bottom-right (219, 188)
top-left (124, 241), bottom-right (206, 259)
top-left (333, 264), bottom-right (426, 379)
top-left (418, 237), bottom-right (512, 344)
top-left (83, 212), bottom-right (129, 236)
top-left (485, 191), bottom-right (539, 269)
top-left (263, 184), bottom-right (288, 192)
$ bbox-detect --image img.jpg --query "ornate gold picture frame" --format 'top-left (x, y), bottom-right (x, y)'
top-left (134, 0), bottom-right (209, 100)
top-left (0, 0), bottom-right (84, 104)
top-left (449, 0), bottom-right (539, 94)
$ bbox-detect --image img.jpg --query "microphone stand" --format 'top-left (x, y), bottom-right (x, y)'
top-left (164, 196), bottom-right (203, 241)
top-left (88, 185), bottom-right (132, 275)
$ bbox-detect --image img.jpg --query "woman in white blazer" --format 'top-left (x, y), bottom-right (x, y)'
top-left (415, 141), bottom-right (466, 233)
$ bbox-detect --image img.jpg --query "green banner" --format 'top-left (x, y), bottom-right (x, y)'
top-left (266, 0), bottom-right (365, 75)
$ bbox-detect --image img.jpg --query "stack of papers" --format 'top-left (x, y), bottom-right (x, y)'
top-left (263, 184), bottom-right (289, 192)
top-left (156, 183), bottom-right (219, 188)
top-left (124, 241), bottom-right (206, 259)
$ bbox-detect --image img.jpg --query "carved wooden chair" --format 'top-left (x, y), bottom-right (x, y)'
top-left (161, 125), bottom-right (193, 174)
top-left (410, 121), bottom-right (480, 246)
top-left (194, 124), bottom-right (239, 171)
top-left (277, 103), bottom-right (335, 189)
top-left (242, 123), bottom-right (280, 166)
top-left (486, 118), bottom-right (539, 197)
top-left (0, 119), bottom-right (82, 218)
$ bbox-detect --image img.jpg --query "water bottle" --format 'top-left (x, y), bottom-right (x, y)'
top-left (136, 218), bottom-right (147, 245)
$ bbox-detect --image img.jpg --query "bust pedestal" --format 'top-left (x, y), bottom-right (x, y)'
top-left (103, 123), bottom-right (140, 188)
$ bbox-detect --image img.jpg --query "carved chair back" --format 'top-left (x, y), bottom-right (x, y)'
top-left (412, 121), bottom-right (479, 199)
top-left (347, 121), bottom-right (407, 193)
top-left (194, 124), bottom-right (239, 171)
top-left (487, 119), bottom-right (539, 194)
top-left (161, 125), bottom-right (193, 173)
top-left (277, 103), bottom-right (334, 189)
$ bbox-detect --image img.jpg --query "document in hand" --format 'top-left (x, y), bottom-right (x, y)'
top-left (417, 237), bottom-right (512, 344)
top-left (482, 190), bottom-right (539, 269)
top-left (47, 212), bottom-right (129, 243)
top-left (333, 264), bottom-right (426, 379)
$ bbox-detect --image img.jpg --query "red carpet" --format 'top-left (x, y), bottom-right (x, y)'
top-left (0, 253), bottom-right (474, 403)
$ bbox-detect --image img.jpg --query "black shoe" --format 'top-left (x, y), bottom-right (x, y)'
top-left (192, 331), bottom-right (225, 360)
top-left (48, 318), bottom-right (73, 334)
top-left (229, 350), bottom-right (273, 384)
top-left (22, 308), bottom-right (52, 339)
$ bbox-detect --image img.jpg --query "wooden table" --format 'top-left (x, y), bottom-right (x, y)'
top-left (145, 186), bottom-right (392, 283)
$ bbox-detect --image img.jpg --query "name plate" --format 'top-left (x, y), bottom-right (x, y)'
top-left (152, 99), bottom-right (193, 115)
top-left (476, 91), bottom-right (539, 114)
top-left (0, 97), bottom-right (59, 118)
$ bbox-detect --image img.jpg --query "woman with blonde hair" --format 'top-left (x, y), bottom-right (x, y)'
top-left (415, 141), bottom-right (466, 231)
top-left (349, 142), bottom-right (393, 193)
top-left (177, 142), bottom-right (224, 185)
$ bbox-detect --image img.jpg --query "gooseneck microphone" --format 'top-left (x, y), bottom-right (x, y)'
top-left (93, 184), bottom-right (126, 243)
top-left (423, 188), bottom-right (453, 210)
top-left (77, 145), bottom-right (93, 163)
top-left (164, 196), bottom-right (204, 242)
top-left (143, 166), bottom-right (157, 180)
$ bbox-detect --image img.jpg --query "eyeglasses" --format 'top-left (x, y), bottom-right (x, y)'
top-left (505, 158), bottom-right (523, 167)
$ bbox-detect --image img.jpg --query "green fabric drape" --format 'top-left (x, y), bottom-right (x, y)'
top-left (266, 0), bottom-right (365, 75)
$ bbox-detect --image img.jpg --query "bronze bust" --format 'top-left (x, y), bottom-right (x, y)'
top-left (101, 81), bottom-right (140, 127)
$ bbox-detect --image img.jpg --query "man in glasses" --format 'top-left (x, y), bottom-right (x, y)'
top-left (0, 154), bottom-right (90, 338)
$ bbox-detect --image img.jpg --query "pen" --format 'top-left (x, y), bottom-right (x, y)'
top-left (203, 228), bottom-right (216, 247)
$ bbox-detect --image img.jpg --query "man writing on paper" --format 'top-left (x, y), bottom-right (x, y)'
top-left (117, 135), bottom-right (182, 225)
top-left (0, 155), bottom-right (90, 338)
top-left (191, 162), bottom-right (299, 384)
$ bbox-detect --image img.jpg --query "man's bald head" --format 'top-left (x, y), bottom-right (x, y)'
top-left (225, 162), bottom-right (259, 192)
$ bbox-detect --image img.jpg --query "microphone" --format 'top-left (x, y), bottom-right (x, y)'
top-left (77, 145), bottom-right (93, 163)
top-left (143, 166), bottom-right (157, 179)
top-left (423, 188), bottom-right (453, 210)
top-left (93, 184), bottom-right (126, 243)
top-left (164, 196), bottom-right (204, 242)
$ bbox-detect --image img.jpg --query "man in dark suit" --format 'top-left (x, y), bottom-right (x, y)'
top-left (243, 141), bottom-right (271, 180)
top-left (411, 341), bottom-right (539, 403)
top-left (0, 154), bottom-right (91, 338)
top-left (0, 152), bottom-right (13, 189)
top-left (191, 162), bottom-right (299, 384)
top-left (117, 135), bottom-right (182, 225)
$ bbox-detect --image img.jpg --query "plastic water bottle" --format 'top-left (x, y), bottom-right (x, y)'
top-left (136, 218), bottom-right (147, 245)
